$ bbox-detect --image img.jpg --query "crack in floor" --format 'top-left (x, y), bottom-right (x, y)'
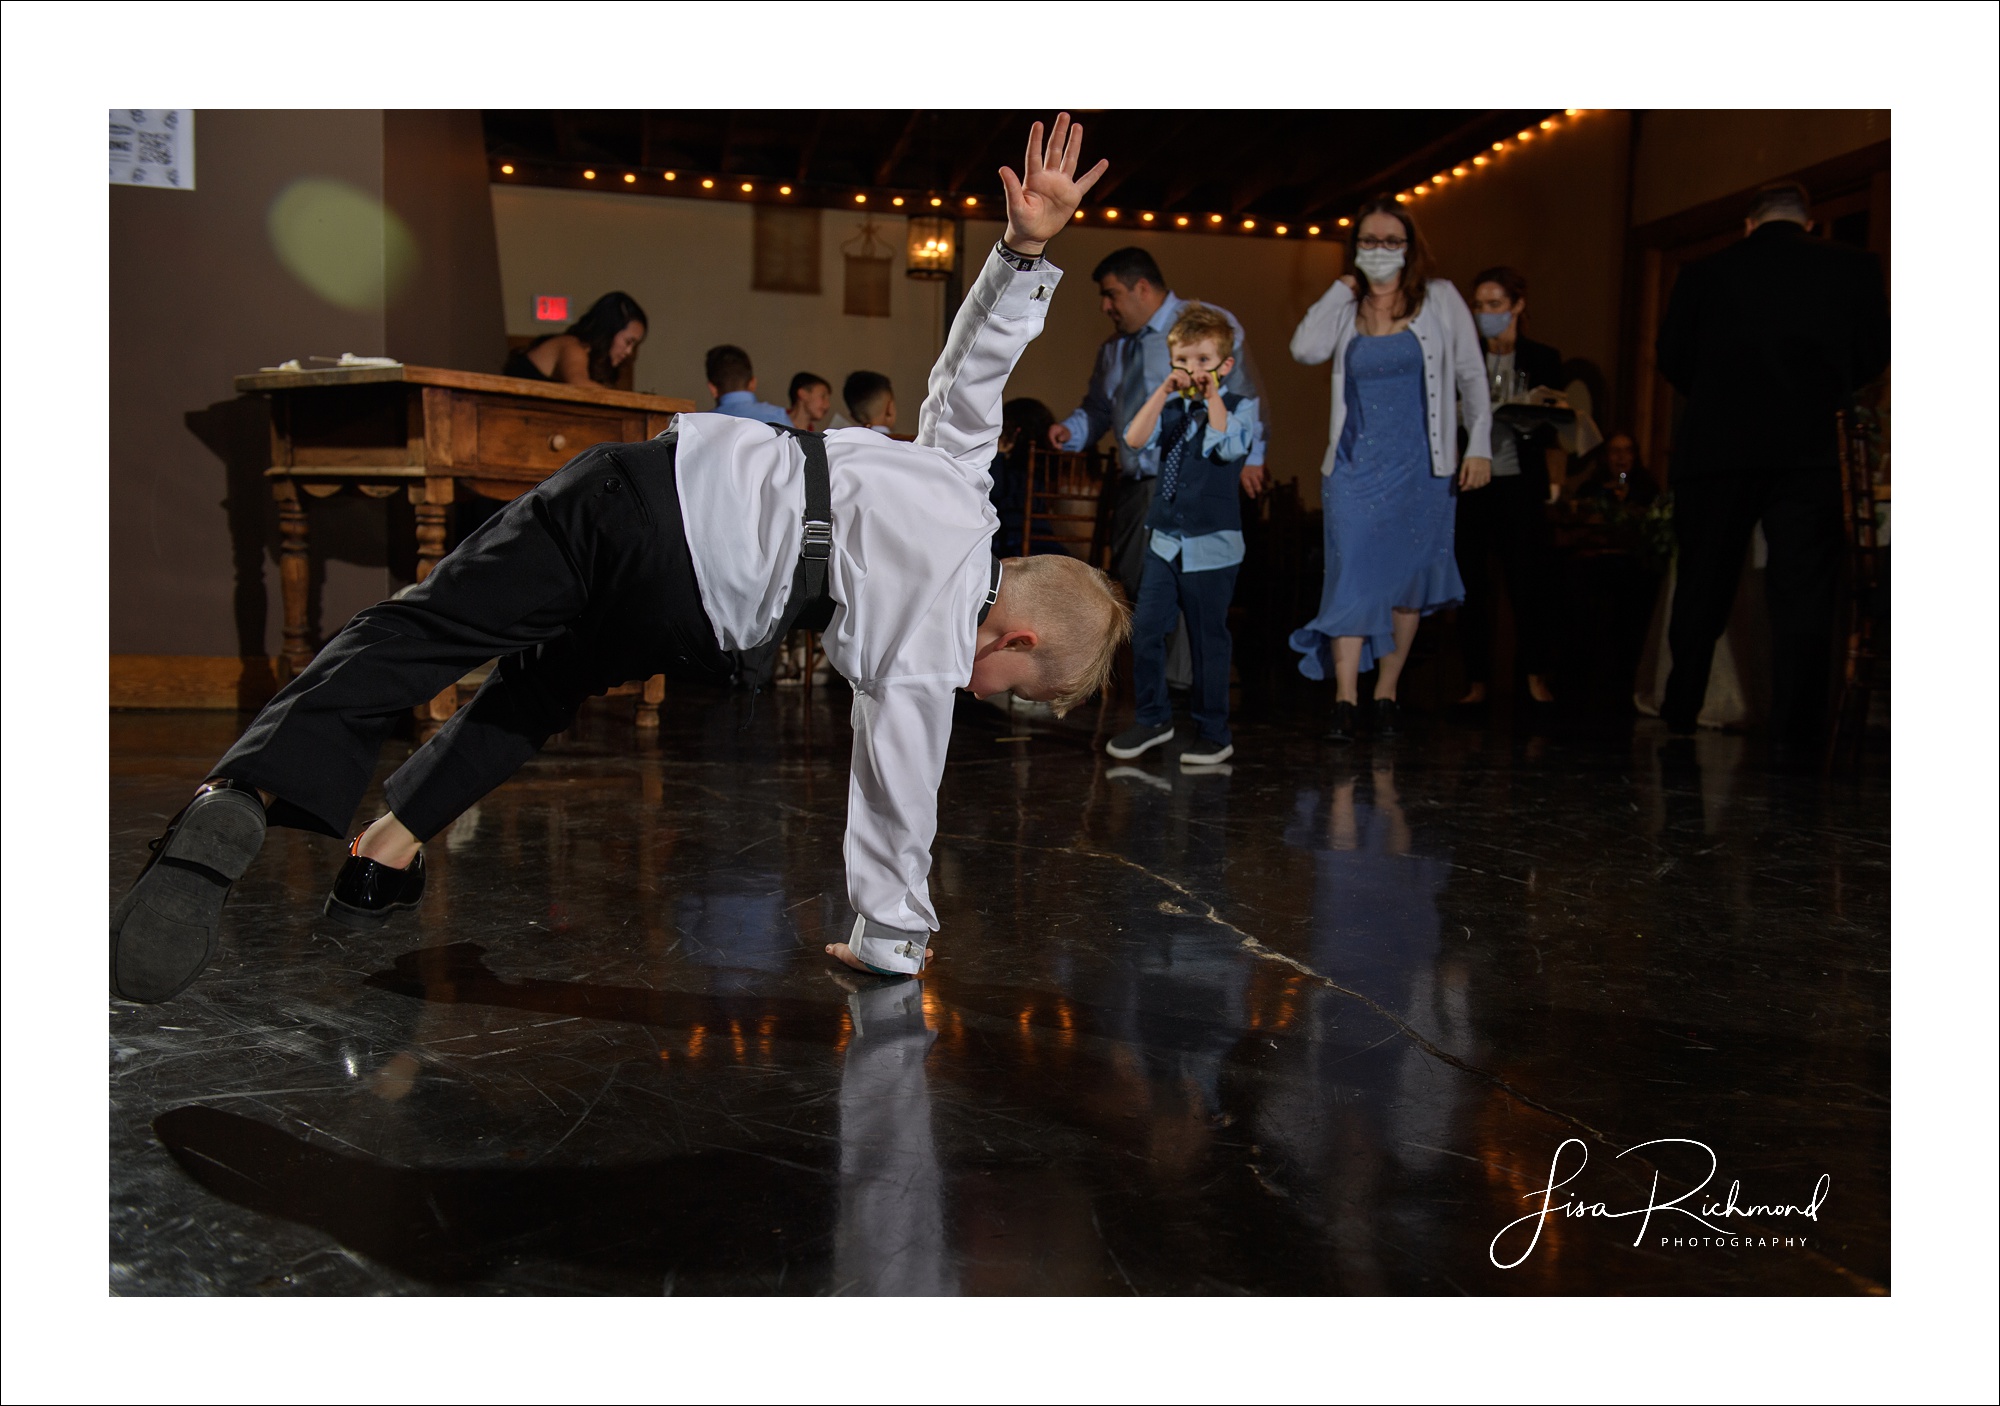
top-left (941, 828), bottom-right (1612, 1143)
top-left (937, 827), bottom-right (1887, 1295)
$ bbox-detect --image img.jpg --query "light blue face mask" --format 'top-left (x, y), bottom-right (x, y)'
top-left (1477, 310), bottom-right (1514, 338)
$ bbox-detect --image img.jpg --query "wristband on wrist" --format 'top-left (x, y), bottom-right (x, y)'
top-left (996, 239), bottom-right (1043, 271)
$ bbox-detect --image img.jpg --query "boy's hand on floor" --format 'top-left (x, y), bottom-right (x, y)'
top-left (999, 112), bottom-right (1107, 257)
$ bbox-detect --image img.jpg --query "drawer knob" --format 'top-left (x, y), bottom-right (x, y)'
top-left (548, 432), bottom-right (569, 451)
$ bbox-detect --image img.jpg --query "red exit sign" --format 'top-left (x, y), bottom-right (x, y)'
top-left (534, 295), bottom-right (569, 322)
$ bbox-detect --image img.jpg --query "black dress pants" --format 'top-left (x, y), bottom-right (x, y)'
top-left (215, 438), bottom-right (730, 842)
top-left (1455, 473), bottom-right (1558, 684)
top-left (1663, 466), bottom-right (1843, 743)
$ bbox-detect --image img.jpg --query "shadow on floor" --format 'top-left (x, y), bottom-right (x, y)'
top-left (153, 1103), bottom-right (834, 1288)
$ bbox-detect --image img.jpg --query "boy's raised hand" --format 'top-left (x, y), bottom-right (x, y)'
top-left (999, 113), bottom-right (1108, 255)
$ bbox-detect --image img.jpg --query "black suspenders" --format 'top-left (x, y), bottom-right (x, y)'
top-left (766, 422), bottom-right (1003, 639)
top-left (767, 423), bottom-right (837, 638)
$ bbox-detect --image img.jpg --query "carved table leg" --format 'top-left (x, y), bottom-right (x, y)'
top-left (636, 673), bottom-right (665, 729)
top-left (413, 477), bottom-right (460, 727)
top-left (414, 476), bottom-right (454, 583)
top-left (274, 479), bottom-right (313, 680)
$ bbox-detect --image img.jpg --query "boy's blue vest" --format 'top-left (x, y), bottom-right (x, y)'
top-left (1145, 389), bottom-right (1246, 540)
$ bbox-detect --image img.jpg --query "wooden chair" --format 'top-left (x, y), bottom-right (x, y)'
top-left (1020, 445), bottom-right (1112, 566)
top-left (1825, 407), bottom-right (1885, 769)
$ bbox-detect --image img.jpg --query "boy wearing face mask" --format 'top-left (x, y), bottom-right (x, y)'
top-left (1105, 304), bottom-right (1260, 767)
top-left (1457, 265), bottom-right (1565, 710)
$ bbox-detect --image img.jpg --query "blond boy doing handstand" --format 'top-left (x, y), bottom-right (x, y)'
top-left (111, 116), bottom-right (1125, 998)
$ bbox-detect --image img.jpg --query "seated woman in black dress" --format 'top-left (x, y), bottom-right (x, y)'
top-left (503, 291), bottom-right (648, 386)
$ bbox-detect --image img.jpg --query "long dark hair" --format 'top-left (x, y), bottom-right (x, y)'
top-left (563, 291), bottom-right (648, 385)
top-left (1349, 196), bottom-right (1434, 322)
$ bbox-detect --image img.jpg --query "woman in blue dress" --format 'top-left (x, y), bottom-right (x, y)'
top-left (1290, 199), bottom-right (1494, 741)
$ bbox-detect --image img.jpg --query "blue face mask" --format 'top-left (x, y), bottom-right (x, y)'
top-left (1477, 310), bottom-right (1514, 338)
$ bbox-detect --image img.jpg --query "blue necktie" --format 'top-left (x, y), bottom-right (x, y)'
top-left (1159, 400), bottom-right (1203, 501)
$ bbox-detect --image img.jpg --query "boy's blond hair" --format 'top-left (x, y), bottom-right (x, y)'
top-left (1166, 302), bottom-right (1236, 361)
top-left (1001, 553), bottom-right (1132, 715)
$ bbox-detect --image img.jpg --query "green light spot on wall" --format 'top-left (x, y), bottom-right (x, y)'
top-left (267, 177), bottom-right (418, 311)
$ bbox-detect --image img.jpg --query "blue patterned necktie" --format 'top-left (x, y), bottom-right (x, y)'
top-left (1159, 399), bottom-right (1203, 500)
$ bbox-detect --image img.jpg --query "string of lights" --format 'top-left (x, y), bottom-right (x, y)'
top-left (491, 110), bottom-right (1584, 240)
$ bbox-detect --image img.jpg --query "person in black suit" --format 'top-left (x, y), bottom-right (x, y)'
top-left (1656, 182), bottom-right (1889, 750)
top-left (1455, 266), bottom-right (1564, 709)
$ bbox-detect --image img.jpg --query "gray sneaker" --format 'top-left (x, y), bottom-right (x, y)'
top-left (1180, 738), bottom-right (1235, 767)
top-left (1105, 721), bottom-right (1175, 759)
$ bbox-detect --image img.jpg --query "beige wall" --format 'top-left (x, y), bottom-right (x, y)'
top-left (1398, 111), bottom-right (1633, 416)
top-left (111, 110), bottom-right (507, 658)
top-left (492, 186), bottom-right (949, 422)
top-left (112, 110), bottom-right (388, 658)
top-left (1631, 110), bottom-right (1891, 226)
top-left (384, 111), bottom-right (509, 375)
top-left (492, 188), bottom-right (1344, 500)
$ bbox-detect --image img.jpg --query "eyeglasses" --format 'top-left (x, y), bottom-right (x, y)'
top-left (1356, 237), bottom-right (1409, 251)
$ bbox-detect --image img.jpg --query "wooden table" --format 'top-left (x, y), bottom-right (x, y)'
top-left (234, 364), bottom-right (695, 727)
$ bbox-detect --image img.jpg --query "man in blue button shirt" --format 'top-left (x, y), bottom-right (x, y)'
top-left (1048, 247), bottom-right (1268, 604)
top-left (704, 344), bottom-right (792, 425)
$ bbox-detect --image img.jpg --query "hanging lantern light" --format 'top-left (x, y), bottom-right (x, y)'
top-left (905, 214), bottom-right (956, 281)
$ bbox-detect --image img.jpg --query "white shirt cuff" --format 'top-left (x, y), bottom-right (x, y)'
top-left (978, 245), bottom-right (1063, 322)
top-left (848, 915), bottom-right (930, 975)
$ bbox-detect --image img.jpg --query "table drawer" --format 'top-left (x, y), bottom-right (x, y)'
top-left (475, 403), bottom-right (628, 472)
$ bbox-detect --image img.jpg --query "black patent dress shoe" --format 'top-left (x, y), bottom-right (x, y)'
top-left (1325, 700), bottom-right (1357, 744)
top-left (111, 780), bottom-right (267, 1003)
top-left (1374, 698), bottom-right (1401, 737)
top-left (324, 846), bottom-right (427, 929)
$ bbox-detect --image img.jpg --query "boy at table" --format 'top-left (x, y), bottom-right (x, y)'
top-left (112, 115), bottom-right (1125, 1001)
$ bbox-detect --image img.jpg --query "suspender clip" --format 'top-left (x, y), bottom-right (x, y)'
top-left (801, 519), bottom-right (833, 561)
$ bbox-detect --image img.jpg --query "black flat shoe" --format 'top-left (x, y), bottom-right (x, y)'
top-left (111, 780), bottom-right (267, 1003)
top-left (1374, 698), bottom-right (1401, 737)
top-left (1325, 700), bottom-right (1357, 744)
top-left (324, 846), bottom-right (427, 930)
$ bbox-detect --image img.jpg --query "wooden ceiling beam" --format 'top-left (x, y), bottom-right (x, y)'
top-left (948, 111), bottom-right (1018, 193)
top-left (1296, 111), bottom-right (1520, 217)
top-left (1216, 113), bottom-right (1351, 214)
top-left (716, 112), bottom-right (739, 174)
top-left (874, 110), bottom-right (925, 186)
top-left (1091, 115), bottom-right (1199, 203)
top-left (795, 112), bottom-right (828, 183)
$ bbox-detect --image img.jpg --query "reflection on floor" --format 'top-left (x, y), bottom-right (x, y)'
top-left (109, 686), bottom-right (1888, 1295)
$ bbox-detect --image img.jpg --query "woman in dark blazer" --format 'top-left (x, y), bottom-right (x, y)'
top-left (1456, 266), bottom-right (1564, 710)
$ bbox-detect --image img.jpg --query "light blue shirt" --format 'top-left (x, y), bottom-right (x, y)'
top-left (1144, 396), bottom-right (1259, 573)
top-left (1056, 292), bottom-right (1266, 475)
top-left (1150, 529), bottom-right (1245, 572)
top-left (714, 389), bottom-right (792, 426)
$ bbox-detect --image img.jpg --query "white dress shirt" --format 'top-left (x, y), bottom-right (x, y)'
top-left (1290, 278), bottom-right (1492, 477)
top-left (673, 245), bottom-right (1062, 972)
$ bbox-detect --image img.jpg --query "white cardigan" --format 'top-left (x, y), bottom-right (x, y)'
top-left (1290, 277), bottom-right (1492, 477)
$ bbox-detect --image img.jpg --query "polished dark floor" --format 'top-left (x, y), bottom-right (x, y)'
top-left (110, 684), bottom-right (1888, 1295)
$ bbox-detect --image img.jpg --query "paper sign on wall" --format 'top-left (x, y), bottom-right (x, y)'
top-left (110, 110), bottom-right (194, 190)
